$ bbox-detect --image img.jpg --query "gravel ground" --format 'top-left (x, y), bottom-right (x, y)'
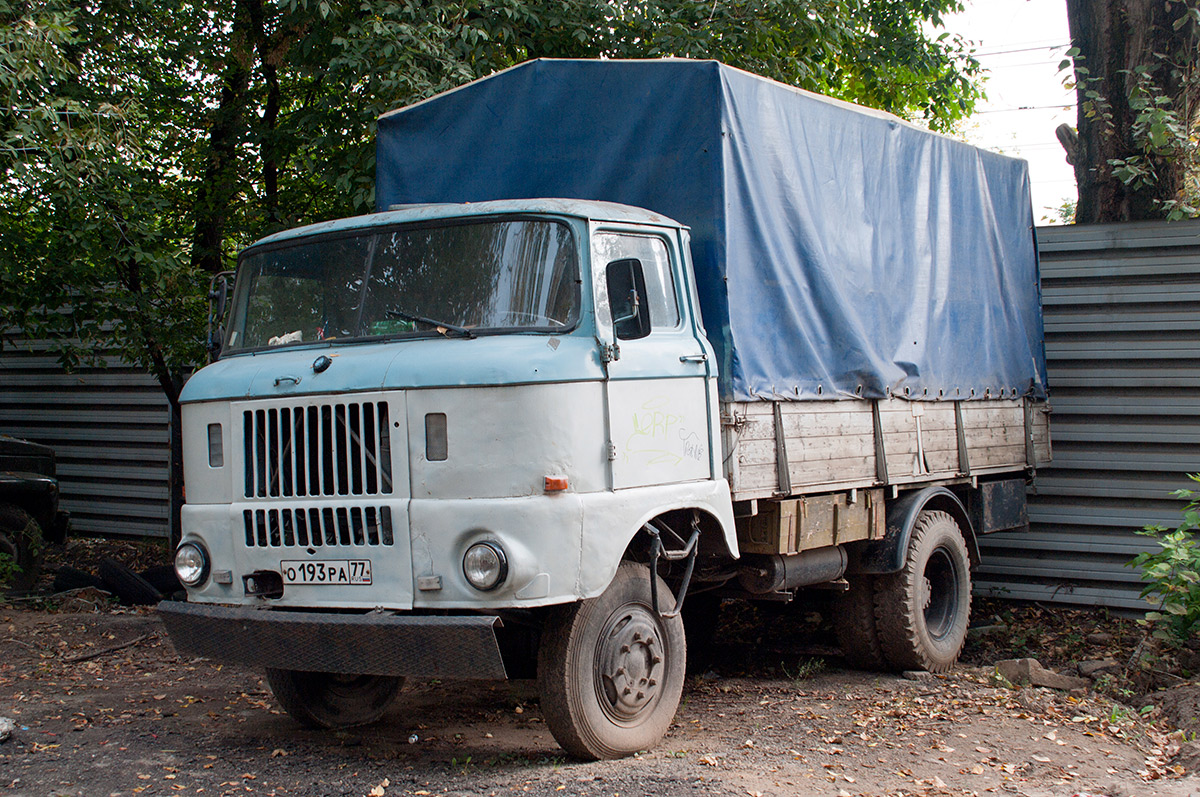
top-left (2, 604), bottom-right (1199, 797)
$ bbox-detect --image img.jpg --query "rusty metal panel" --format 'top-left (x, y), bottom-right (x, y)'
top-left (158, 601), bottom-right (507, 679)
top-left (977, 219), bottom-right (1200, 609)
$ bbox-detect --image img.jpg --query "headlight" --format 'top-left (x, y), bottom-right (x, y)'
top-left (175, 542), bottom-right (210, 587)
top-left (463, 541), bottom-right (508, 591)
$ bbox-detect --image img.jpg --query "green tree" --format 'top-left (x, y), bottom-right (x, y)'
top-left (1064, 0), bottom-right (1200, 222)
top-left (2, 0), bottom-right (984, 402)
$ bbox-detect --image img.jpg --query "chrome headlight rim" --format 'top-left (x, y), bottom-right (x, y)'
top-left (462, 541), bottom-right (508, 592)
top-left (174, 541), bottom-right (210, 587)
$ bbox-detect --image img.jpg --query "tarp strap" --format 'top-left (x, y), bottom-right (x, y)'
top-left (872, 401), bottom-right (889, 484)
top-left (1024, 399), bottom-right (1036, 468)
top-left (773, 403), bottom-right (792, 497)
top-left (955, 402), bottom-right (971, 477)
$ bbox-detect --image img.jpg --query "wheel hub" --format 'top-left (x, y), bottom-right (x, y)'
top-left (595, 605), bottom-right (665, 724)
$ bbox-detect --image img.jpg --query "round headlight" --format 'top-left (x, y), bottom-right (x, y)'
top-left (175, 542), bottom-right (210, 587)
top-left (463, 541), bottom-right (508, 591)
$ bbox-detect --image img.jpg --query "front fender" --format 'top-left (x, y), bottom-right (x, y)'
top-left (848, 486), bottom-right (978, 575)
top-left (577, 479), bottom-right (737, 599)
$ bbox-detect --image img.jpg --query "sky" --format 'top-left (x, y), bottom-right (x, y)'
top-left (941, 0), bottom-right (1077, 223)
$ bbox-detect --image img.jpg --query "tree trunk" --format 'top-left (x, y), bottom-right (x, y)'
top-left (1066, 0), bottom-right (1197, 223)
top-left (190, 0), bottom-right (257, 273)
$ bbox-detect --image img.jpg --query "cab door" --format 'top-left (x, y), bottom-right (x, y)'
top-left (593, 227), bottom-right (714, 490)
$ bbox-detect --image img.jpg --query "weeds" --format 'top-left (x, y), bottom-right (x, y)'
top-left (1130, 475), bottom-right (1200, 645)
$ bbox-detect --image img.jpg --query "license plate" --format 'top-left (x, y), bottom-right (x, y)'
top-left (281, 559), bottom-right (372, 585)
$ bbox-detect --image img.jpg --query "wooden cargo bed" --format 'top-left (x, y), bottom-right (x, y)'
top-left (721, 398), bottom-right (1051, 502)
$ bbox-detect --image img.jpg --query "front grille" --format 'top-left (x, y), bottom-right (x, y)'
top-left (243, 402), bottom-right (394, 499)
top-left (243, 505), bottom-right (395, 548)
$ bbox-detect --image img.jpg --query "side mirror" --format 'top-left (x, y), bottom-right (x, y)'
top-left (606, 258), bottom-right (650, 340)
top-left (207, 270), bottom-right (235, 361)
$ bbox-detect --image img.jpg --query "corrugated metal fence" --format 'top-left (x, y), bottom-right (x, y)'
top-left (0, 336), bottom-right (171, 538)
top-left (976, 218), bottom-right (1200, 609)
top-left (3, 220), bottom-right (1199, 606)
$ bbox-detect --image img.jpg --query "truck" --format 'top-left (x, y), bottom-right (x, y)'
top-left (0, 434), bottom-right (69, 591)
top-left (159, 59), bottom-right (1050, 760)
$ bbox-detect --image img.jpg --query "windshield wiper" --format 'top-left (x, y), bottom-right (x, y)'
top-left (386, 308), bottom-right (476, 339)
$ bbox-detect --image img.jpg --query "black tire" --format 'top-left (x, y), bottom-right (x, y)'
top-left (54, 565), bottom-right (105, 593)
top-left (265, 669), bottom-right (403, 729)
top-left (681, 592), bottom-right (722, 674)
top-left (874, 510), bottom-right (972, 673)
top-left (0, 504), bottom-right (45, 592)
top-left (98, 557), bottom-right (162, 606)
top-left (834, 574), bottom-right (889, 671)
top-left (537, 562), bottom-right (687, 760)
top-left (139, 564), bottom-right (182, 595)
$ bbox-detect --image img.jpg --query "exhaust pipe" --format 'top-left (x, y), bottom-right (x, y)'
top-left (737, 546), bottom-right (847, 594)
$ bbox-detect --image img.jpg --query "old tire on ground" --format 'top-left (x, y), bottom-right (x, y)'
top-left (139, 564), bottom-right (182, 595)
top-left (265, 669), bottom-right (403, 729)
top-left (0, 504), bottom-right (45, 592)
top-left (537, 561), bottom-right (686, 760)
top-left (54, 565), bottom-right (105, 593)
top-left (874, 510), bottom-right (972, 673)
top-left (834, 574), bottom-right (889, 671)
top-left (98, 558), bottom-right (162, 606)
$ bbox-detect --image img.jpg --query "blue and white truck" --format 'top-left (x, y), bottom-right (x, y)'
top-left (160, 59), bottom-right (1050, 760)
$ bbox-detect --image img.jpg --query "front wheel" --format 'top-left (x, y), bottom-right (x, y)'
top-left (537, 562), bottom-right (686, 760)
top-left (265, 669), bottom-right (403, 728)
top-left (874, 510), bottom-right (972, 673)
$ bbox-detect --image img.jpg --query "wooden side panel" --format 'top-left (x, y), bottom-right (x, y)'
top-left (724, 397), bottom-right (1050, 501)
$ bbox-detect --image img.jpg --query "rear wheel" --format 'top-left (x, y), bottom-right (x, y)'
top-left (834, 574), bottom-right (888, 671)
top-left (0, 505), bottom-right (44, 592)
top-left (874, 510), bottom-right (971, 673)
top-left (537, 562), bottom-right (686, 760)
top-left (265, 669), bottom-right (403, 728)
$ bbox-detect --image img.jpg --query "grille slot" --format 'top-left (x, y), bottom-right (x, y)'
top-left (243, 506), bottom-right (395, 548)
top-left (243, 401), bottom-right (393, 498)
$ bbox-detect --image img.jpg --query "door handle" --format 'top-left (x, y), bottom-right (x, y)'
top-left (679, 353), bottom-right (708, 363)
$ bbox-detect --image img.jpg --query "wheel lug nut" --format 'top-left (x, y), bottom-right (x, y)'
top-left (648, 679), bottom-right (657, 686)
top-left (615, 667), bottom-right (625, 676)
top-left (623, 687), bottom-right (632, 695)
top-left (651, 655), bottom-right (662, 665)
top-left (636, 691), bottom-right (645, 699)
top-left (620, 644), bottom-right (630, 653)
top-left (632, 632), bottom-right (642, 642)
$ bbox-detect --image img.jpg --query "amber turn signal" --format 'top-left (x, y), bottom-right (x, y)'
top-left (544, 475), bottom-right (569, 492)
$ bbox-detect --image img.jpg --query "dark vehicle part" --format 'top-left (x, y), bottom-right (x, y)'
top-left (537, 562), bottom-right (686, 760)
top-left (834, 574), bottom-right (888, 670)
top-left (158, 602), bottom-right (507, 679)
top-left (737, 546), bottom-right (847, 594)
top-left (266, 669), bottom-right (403, 728)
top-left (207, 270), bottom-right (235, 360)
top-left (0, 505), bottom-right (44, 591)
top-left (99, 558), bottom-right (162, 606)
top-left (874, 510), bottom-right (972, 672)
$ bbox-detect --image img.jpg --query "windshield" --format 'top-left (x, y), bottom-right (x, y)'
top-left (225, 218), bottom-right (579, 352)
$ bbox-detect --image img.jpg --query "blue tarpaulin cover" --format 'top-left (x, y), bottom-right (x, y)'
top-left (376, 59), bottom-right (1048, 402)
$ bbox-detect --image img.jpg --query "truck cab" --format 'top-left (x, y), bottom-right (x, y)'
top-left (162, 199), bottom-right (737, 758)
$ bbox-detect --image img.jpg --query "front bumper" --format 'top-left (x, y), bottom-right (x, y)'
top-left (158, 601), bottom-right (507, 679)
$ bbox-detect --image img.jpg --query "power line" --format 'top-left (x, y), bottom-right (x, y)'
top-left (974, 42), bottom-right (1070, 57)
top-left (975, 104), bottom-right (1075, 114)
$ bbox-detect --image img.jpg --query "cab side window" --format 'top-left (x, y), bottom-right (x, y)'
top-left (594, 233), bottom-right (679, 341)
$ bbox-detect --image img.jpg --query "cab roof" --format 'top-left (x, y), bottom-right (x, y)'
top-left (249, 198), bottom-right (686, 250)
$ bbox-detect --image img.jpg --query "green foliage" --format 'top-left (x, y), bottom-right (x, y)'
top-left (1, 0), bottom-right (983, 394)
top-left (1130, 474), bottom-right (1200, 644)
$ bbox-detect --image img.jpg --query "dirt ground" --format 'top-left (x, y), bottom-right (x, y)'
top-left (3, 597), bottom-right (1200, 797)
